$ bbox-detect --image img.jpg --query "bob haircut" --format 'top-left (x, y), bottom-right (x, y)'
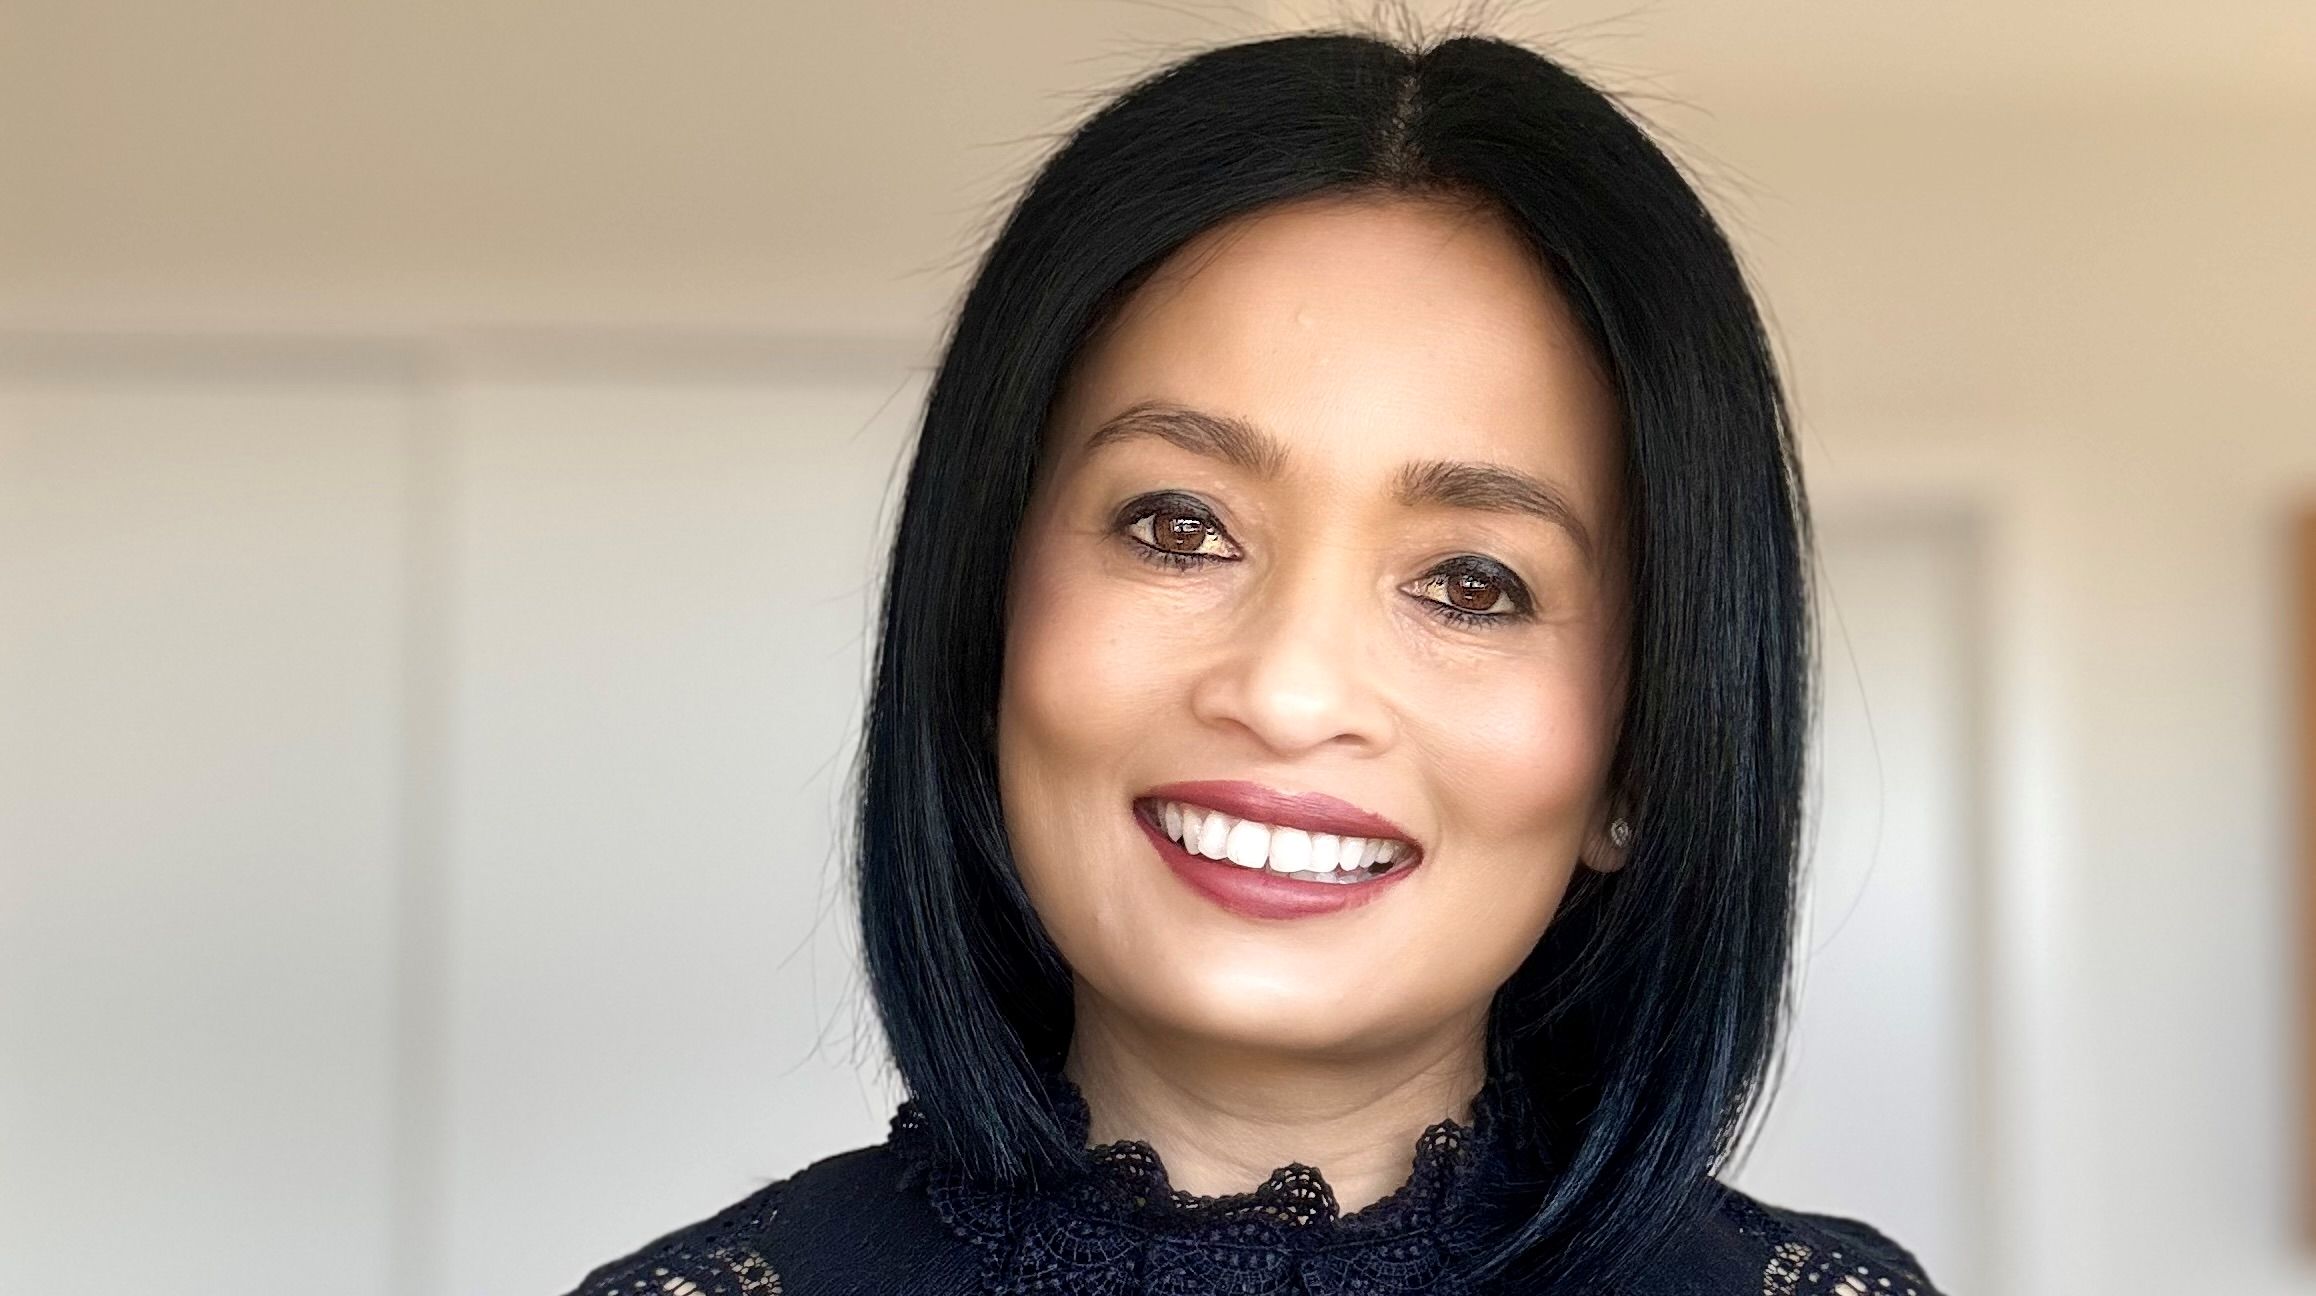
top-left (853, 24), bottom-right (1812, 1292)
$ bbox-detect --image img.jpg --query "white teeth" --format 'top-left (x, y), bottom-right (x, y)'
top-left (1309, 833), bottom-right (1341, 874)
top-left (1224, 818), bottom-right (1269, 869)
top-left (1151, 801), bottom-right (1412, 881)
top-left (1196, 810), bottom-right (1230, 860)
top-left (1270, 827), bottom-right (1311, 873)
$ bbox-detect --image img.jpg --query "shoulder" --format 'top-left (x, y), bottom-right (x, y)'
top-left (1648, 1178), bottom-right (1944, 1296)
top-left (556, 1142), bottom-right (975, 1296)
top-left (556, 1170), bottom-right (793, 1296)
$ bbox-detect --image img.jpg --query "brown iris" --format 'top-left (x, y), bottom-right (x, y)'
top-left (1443, 568), bottom-right (1507, 613)
top-left (1152, 505), bottom-right (1214, 554)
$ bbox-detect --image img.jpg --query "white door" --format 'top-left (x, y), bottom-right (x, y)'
top-left (1726, 512), bottom-right (1987, 1295)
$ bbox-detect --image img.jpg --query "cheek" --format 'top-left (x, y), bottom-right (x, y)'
top-left (1375, 664), bottom-right (1609, 1012)
top-left (1417, 656), bottom-right (1613, 872)
top-left (996, 523), bottom-right (1181, 946)
top-left (1000, 531), bottom-right (1178, 762)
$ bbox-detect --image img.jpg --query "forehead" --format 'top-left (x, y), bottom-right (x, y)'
top-left (1051, 193), bottom-right (1620, 492)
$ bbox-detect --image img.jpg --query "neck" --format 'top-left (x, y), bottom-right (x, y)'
top-left (1060, 991), bottom-right (1490, 1215)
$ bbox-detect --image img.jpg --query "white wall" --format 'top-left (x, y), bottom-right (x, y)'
top-left (1712, 101), bottom-right (2316, 1295)
top-left (1733, 512), bottom-right (1988, 1295)
top-left (0, 367), bottom-right (410, 1290)
top-left (430, 355), bottom-right (920, 1293)
top-left (0, 343), bottom-right (930, 1294)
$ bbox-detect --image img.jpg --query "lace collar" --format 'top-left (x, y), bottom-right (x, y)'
top-left (888, 1068), bottom-right (1530, 1295)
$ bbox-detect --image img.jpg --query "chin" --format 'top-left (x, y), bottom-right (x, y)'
top-left (1093, 959), bottom-right (1388, 1055)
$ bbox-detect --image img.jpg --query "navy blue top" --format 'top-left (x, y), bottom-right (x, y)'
top-left (559, 1071), bottom-right (1944, 1295)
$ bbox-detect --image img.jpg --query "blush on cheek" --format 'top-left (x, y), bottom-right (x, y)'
top-left (1430, 672), bottom-right (1609, 845)
top-left (1011, 545), bottom-right (1185, 731)
top-left (1000, 519), bottom-right (1177, 877)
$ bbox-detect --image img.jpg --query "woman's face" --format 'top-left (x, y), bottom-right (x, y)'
top-left (997, 193), bottom-right (1631, 1063)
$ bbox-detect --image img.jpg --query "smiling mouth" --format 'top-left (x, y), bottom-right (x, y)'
top-left (1133, 797), bottom-right (1420, 885)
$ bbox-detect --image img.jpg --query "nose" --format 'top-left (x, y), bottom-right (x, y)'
top-left (1185, 552), bottom-right (1398, 755)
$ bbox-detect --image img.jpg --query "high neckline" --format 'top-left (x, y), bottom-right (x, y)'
top-left (888, 1067), bottom-right (1535, 1294)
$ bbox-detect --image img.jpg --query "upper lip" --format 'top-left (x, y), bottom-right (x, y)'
top-left (1140, 779), bottom-right (1422, 852)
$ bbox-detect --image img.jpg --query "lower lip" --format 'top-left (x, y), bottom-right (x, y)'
top-left (1132, 802), bottom-right (1421, 920)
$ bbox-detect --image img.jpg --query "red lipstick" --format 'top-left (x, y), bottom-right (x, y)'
top-left (1133, 780), bottom-right (1425, 921)
top-left (1143, 780), bottom-right (1420, 846)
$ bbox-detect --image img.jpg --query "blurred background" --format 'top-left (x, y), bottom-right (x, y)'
top-left (3, 2), bottom-right (2312, 1293)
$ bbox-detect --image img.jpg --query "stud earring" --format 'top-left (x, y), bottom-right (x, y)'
top-left (1607, 817), bottom-right (1633, 849)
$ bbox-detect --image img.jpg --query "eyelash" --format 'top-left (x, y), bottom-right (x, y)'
top-left (1112, 494), bottom-right (1536, 629)
top-left (1117, 494), bottom-right (1232, 570)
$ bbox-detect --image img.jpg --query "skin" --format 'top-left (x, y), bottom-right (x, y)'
top-left (995, 190), bottom-right (1633, 1213)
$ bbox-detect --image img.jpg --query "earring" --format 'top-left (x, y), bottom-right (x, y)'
top-left (1607, 817), bottom-right (1633, 849)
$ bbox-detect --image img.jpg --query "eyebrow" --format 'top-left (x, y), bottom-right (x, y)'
top-left (1081, 400), bottom-right (1598, 566)
top-left (1085, 401), bottom-right (1287, 477)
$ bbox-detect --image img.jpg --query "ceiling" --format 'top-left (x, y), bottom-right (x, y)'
top-left (2, 1), bottom-right (2306, 334)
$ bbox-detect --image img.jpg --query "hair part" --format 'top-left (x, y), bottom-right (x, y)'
top-left (852, 22), bottom-right (1813, 1291)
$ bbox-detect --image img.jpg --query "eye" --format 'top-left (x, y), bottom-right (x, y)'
top-left (1116, 492), bottom-right (1240, 569)
top-left (1405, 557), bottom-right (1534, 628)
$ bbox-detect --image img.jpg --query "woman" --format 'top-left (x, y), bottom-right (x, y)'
top-left (564, 25), bottom-right (1945, 1296)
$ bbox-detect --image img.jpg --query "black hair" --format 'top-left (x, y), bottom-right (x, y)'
top-left (852, 23), bottom-right (1812, 1292)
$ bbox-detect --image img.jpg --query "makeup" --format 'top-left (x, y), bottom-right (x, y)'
top-left (1132, 781), bottom-right (1425, 920)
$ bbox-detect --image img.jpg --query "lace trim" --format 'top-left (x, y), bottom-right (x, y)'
top-left (888, 1070), bottom-right (1521, 1295)
top-left (1718, 1191), bottom-right (1940, 1296)
top-left (566, 1180), bottom-right (787, 1296)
